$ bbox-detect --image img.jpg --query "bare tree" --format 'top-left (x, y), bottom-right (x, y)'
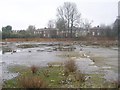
top-left (27, 25), bottom-right (36, 36)
top-left (57, 2), bottom-right (81, 38)
top-left (56, 18), bottom-right (67, 31)
top-left (82, 19), bottom-right (93, 30)
top-left (100, 24), bottom-right (113, 37)
top-left (47, 20), bottom-right (55, 28)
top-left (27, 25), bottom-right (36, 31)
top-left (81, 19), bottom-right (93, 36)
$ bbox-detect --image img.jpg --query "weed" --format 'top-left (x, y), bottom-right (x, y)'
top-left (30, 65), bottom-right (38, 74)
top-left (64, 60), bottom-right (77, 73)
top-left (18, 76), bottom-right (47, 88)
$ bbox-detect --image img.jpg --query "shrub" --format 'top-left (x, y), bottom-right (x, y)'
top-left (30, 65), bottom-right (38, 74)
top-left (64, 60), bottom-right (77, 73)
top-left (18, 76), bottom-right (47, 88)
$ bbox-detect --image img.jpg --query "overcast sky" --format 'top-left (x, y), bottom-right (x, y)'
top-left (0, 0), bottom-right (119, 30)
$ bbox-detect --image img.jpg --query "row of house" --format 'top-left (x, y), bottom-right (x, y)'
top-left (12, 27), bottom-right (108, 38)
top-left (33, 27), bottom-right (108, 38)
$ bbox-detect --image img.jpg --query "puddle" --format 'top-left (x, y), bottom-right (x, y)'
top-left (103, 70), bottom-right (118, 82)
top-left (75, 57), bottom-right (99, 74)
top-left (2, 71), bottom-right (19, 81)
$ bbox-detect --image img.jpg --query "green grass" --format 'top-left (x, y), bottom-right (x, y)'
top-left (37, 67), bottom-right (63, 88)
top-left (3, 78), bottom-right (18, 88)
top-left (3, 63), bottom-right (118, 88)
top-left (3, 64), bottom-right (84, 88)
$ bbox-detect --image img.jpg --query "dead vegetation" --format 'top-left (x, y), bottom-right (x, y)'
top-left (64, 60), bottom-right (77, 73)
top-left (5, 38), bottom-right (118, 47)
top-left (18, 76), bottom-right (47, 88)
top-left (17, 44), bottom-right (39, 48)
top-left (30, 65), bottom-right (38, 74)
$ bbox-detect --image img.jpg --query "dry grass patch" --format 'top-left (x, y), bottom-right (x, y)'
top-left (18, 76), bottom-right (47, 88)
